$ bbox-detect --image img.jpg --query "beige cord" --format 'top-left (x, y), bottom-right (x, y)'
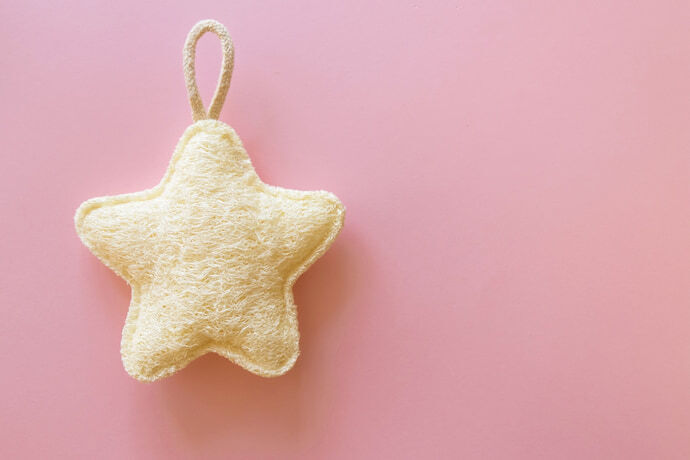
top-left (183, 19), bottom-right (234, 121)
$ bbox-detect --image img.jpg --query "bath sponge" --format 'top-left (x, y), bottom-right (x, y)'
top-left (74, 20), bottom-right (345, 382)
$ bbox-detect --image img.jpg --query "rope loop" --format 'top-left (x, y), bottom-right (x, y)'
top-left (183, 20), bottom-right (234, 121)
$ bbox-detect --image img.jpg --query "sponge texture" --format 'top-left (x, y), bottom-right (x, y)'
top-left (75, 120), bottom-right (345, 381)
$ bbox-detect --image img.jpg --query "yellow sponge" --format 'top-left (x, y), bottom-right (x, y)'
top-left (74, 20), bottom-right (344, 382)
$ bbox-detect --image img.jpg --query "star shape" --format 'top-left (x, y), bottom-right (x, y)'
top-left (75, 120), bottom-right (344, 381)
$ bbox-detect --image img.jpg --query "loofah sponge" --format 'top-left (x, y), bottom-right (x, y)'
top-left (74, 20), bottom-right (345, 382)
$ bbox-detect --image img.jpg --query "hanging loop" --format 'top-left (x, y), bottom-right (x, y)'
top-left (183, 20), bottom-right (234, 122)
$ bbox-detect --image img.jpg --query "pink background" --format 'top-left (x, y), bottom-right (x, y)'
top-left (1, 1), bottom-right (690, 458)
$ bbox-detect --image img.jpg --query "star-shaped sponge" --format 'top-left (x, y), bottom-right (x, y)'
top-left (76, 120), bottom-right (344, 381)
top-left (74, 20), bottom-right (344, 382)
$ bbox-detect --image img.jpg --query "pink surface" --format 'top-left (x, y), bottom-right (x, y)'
top-left (1, 1), bottom-right (690, 458)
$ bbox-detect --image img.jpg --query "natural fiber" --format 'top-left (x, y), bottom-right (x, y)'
top-left (74, 20), bottom-right (345, 382)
